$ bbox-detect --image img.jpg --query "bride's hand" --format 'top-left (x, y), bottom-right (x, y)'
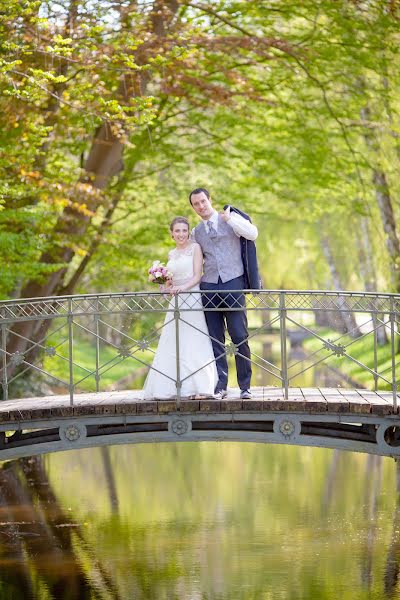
top-left (160, 279), bottom-right (172, 292)
top-left (169, 286), bottom-right (183, 295)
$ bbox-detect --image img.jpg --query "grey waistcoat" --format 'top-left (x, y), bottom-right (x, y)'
top-left (194, 216), bottom-right (244, 284)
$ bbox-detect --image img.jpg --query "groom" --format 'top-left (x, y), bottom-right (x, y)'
top-left (190, 187), bottom-right (261, 400)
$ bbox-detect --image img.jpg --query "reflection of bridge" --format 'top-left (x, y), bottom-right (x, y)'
top-left (0, 290), bottom-right (399, 460)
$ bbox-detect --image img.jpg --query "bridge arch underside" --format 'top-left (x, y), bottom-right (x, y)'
top-left (1, 411), bottom-right (400, 461)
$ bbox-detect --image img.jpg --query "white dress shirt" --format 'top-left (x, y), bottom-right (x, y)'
top-left (192, 207), bottom-right (258, 241)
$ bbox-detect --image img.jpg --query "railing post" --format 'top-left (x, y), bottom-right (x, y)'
top-left (174, 293), bottom-right (181, 407)
top-left (95, 298), bottom-right (100, 393)
top-left (279, 292), bottom-right (289, 400)
top-left (68, 299), bottom-right (74, 406)
top-left (1, 322), bottom-right (8, 402)
top-left (390, 297), bottom-right (397, 411)
top-left (373, 312), bottom-right (378, 392)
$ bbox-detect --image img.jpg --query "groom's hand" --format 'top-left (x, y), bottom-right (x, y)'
top-left (219, 206), bottom-right (231, 222)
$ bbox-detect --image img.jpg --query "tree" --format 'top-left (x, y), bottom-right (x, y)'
top-left (2, 0), bottom-right (400, 385)
top-left (1, 0), bottom-right (301, 370)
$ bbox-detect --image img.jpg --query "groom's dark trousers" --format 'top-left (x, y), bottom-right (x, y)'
top-left (200, 275), bottom-right (251, 391)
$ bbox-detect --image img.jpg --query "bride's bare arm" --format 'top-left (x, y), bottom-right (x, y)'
top-left (169, 244), bottom-right (203, 294)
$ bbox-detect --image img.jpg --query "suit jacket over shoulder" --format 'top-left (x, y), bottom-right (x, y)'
top-left (224, 205), bottom-right (262, 290)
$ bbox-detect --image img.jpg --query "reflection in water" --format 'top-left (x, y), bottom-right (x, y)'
top-left (0, 444), bottom-right (399, 599)
top-left (385, 460), bottom-right (400, 597)
top-left (361, 455), bottom-right (382, 591)
top-left (0, 456), bottom-right (121, 599)
top-left (101, 446), bottom-right (119, 514)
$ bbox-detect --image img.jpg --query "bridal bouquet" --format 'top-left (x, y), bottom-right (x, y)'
top-left (148, 261), bottom-right (173, 284)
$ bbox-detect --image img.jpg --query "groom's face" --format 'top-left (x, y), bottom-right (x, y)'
top-left (190, 191), bottom-right (213, 220)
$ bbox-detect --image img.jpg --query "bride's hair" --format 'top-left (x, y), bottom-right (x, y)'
top-left (170, 216), bottom-right (189, 231)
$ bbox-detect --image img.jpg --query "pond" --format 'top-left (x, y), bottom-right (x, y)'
top-left (0, 443), bottom-right (398, 599)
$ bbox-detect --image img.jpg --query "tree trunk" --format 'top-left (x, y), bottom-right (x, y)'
top-left (360, 104), bottom-right (400, 293)
top-left (373, 169), bottom-right (400, 292)
top-left (320, 230), bottom-right (362, 338)
top-left (357, 216), bottom-right (388, 345)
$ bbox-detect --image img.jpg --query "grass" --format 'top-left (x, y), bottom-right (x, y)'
top-left (303, 328), bottom-right (398, 390)
top-left (43, 319), bottom-right (399, 394)
top-left (43, 330), bottom-right (153, 392)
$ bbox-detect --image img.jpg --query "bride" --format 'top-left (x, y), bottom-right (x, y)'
top-left (142, 216), bottom-right (217, 399)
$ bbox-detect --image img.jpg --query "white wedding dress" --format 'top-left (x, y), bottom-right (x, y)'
top-left (142, 243), bottom-right (217, 399)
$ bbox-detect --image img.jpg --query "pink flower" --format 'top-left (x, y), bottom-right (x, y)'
top-left (146, 260), bottom-right (173, 285)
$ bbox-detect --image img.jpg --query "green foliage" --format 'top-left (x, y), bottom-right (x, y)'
top-left (0, 0), bottom-right (399, 299)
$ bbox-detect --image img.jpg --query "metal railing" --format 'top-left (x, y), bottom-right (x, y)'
top-left (0, 290), bottom-right (399, 408)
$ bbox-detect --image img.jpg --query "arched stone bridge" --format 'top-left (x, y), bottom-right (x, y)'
top-left (1, 290), bottom-right (400, 460)
top-left (0, 387), bottom-right (399, 461)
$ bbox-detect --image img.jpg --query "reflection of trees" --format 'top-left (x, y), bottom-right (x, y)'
top-left (360, 454), bottom-right (382, 591)
top-left (101, 447), bottom-right (119, 513)
top-left (0, 456), bottom-right (122, 600)
top-left (321, 450), bottom-right (341, 512)
top-left (385, 459), bottom-right (400, 597)
top-left (3, 443), bottom-right (400, 599)
top-left (0, 452), bottom-right (197, 600)
top-left (0, 467), bottom-right (35, 598)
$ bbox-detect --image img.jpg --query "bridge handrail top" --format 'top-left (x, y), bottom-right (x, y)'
top-left (0, 288), bottom-right (399, 308)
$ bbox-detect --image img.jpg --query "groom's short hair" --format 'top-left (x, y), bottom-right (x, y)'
top-left (189, 187), bottom-right (210, 205)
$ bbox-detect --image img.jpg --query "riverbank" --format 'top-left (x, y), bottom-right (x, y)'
top-left (303, 331), bottom-right (398, 391)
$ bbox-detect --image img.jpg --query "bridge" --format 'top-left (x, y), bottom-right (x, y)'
top-left (0, 290), bottom-right (399, 461)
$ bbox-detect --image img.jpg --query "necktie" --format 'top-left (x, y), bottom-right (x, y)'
top-left (207, 220), bottom-right (216, 236)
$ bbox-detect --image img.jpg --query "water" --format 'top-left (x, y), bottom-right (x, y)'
top-left (0, 443), bottom-right (399, 599)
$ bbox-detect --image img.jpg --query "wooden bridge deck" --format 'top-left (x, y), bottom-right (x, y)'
top-left (0, 387), bottom-right (397, 423)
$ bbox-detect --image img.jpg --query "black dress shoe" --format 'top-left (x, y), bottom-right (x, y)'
top-left (214, 389), bottom-right (228, 400)
top-left (240, 389), bottom-right (252, 400)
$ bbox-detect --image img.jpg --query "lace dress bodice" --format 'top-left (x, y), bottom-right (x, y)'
top-left (167, 243), bottom-right (197, 288)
